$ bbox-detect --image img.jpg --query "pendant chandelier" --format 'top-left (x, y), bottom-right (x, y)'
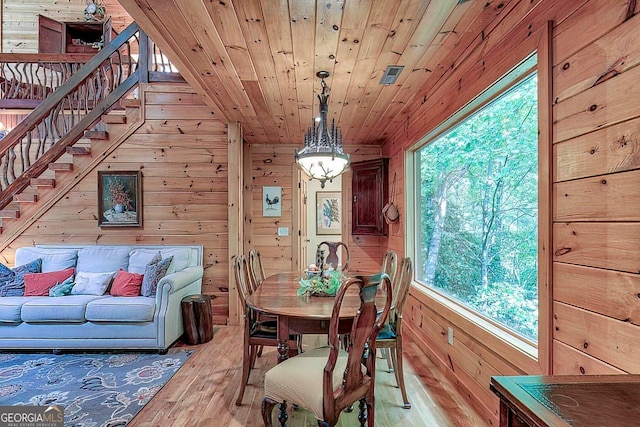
top-left (295, 71), bottom-right (350, 188)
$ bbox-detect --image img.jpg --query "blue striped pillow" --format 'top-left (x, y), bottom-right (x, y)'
top-left (0, 258), bottom-right (42, 297)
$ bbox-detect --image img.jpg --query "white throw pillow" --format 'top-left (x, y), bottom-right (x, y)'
top-left (70, 271), bottom-right (115, 296)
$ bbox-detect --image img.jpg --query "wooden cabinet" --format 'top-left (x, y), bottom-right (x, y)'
top-left (351, 158), bottom-right (388, 236)
top-left (38, 15), bottom-right (111, 54)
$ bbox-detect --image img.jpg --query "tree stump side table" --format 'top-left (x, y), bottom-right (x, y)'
top-left (181, 294), bottom-right (214, 344)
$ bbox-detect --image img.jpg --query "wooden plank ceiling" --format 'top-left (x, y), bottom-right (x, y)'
top-left (118, 0), bottom-right (510, 146)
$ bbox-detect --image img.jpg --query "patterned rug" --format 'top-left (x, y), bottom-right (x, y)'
top-left (0, 350), bottom-right (193, 426)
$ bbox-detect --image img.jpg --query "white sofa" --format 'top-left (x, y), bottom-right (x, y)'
top-left (0, 244), bottom-right (204, 353)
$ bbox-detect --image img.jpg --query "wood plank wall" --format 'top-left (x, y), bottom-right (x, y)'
top-left (0, 82), bottom-right (230, 323)
top-left (246, 143), bottom-right (384, 278)
top-left (551, 0), bottom-right (640, 376)
top-left (246, 144), bottom-right (297, 276)
top-left (2, 0), bottom-right (131, 53)
top-left (383, 0), bottom-right (640, 424)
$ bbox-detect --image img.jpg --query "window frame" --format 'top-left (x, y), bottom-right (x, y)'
top-left (404, 23), bottom-right (552, 373)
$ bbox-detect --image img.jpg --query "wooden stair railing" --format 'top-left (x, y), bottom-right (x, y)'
top-left (0, 22), bottom-right (143, 210)
top-left (0, 53), bottom-right (96, 109)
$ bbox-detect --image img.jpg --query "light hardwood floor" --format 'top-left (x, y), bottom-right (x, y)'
top-left (129, 326), bottom-right (488, 426)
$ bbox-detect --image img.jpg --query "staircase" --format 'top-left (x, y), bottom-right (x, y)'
top-left (0, 23), bottom-right (150, 244)
top-left (0, 98), bottom-right (143, 238)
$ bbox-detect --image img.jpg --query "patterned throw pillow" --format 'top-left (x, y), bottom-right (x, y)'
top-left (49, 276), bottom-right (75, 297)
top-left (0, 258), bottom-right (42, 297)
top-left (70, 271), bottom-right (116, 296)
top-left (141, 253), bottom-right (173, 297)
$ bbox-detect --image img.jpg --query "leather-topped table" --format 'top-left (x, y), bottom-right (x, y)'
top-left (490, 374), bottom-right (640, 427)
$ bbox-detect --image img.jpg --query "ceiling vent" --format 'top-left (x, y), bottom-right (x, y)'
top-left (379, 65), bottom-right (404, 85)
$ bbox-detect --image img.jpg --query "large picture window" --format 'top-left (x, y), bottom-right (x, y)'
top-left (414, 63), bottom-right (538, 341)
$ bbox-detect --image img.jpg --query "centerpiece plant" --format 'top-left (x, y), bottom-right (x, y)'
top-left (298, 266), bottom-right (345, 297)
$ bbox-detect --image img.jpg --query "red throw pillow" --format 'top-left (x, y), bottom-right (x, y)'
top-left (110, 269), bottom-right (143, 297)
top-left (23, 268), bottom-right (75, 297)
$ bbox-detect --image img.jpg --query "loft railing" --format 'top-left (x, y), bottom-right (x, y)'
top-left (0, 30), bottom-right (181, 109)
top-left (0, 22), bottom-right (150, 209)
top-left (0, 32), bottom-right (138, 109)
top-left (0, 54), bottom-right (93, 109)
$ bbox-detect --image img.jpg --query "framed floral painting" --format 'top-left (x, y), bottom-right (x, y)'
top-left (316, 191), bottom-right (341, 235)
top-left (98, 171), bottom-right (142, 228)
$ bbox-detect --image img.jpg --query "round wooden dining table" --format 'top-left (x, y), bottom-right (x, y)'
top-left (246, 271), bottom-right (365, 362)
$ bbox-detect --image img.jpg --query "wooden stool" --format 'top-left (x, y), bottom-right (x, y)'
top-left (181, 294), bottom-right (213, 344)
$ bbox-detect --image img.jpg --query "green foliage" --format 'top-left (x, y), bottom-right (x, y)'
top-left (417, 72), bottom-right (539, 340)
top-left (298, 270), bottom-right (345, 297)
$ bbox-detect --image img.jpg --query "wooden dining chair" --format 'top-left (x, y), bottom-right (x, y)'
top-left (234, 255), bottom-right (300, 406)
top-left (248, 248), bottom-right (266, 289)
top-left (261, 272), bottom-right (393, 426)
top-left (316, 241), bottom-right (349, 271)
top-left (246, 248), bottom-right (294, 357)
top-left (379, 250), bottom-right (399, 370)
top-left (376, 257), bottom-right (413, 409)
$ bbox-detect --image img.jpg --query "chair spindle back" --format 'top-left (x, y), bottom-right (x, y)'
top-left (323, 272), bottom-right (392, 416)
top-left (389, 257), bottom-right (412, 326)
top-left (316, 241), bottom-right (350, 271)
top-left (381, 250), bottom-right (398, 285)
top-left (248, 249), bottom-right (266, 289)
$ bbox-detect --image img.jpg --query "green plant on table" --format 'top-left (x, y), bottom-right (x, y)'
top-left (298, 270), bottom-right (345, 297)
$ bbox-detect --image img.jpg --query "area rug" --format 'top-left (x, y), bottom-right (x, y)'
top-left (0, 350), bottom-right (193, 426)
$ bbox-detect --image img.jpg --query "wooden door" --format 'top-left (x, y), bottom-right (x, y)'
top-left (102, 16), bottom-right (112, 46)
top-left (38, 15), bottom-right (65, 53)
top-left (294, 168), bottom-right (308, 271)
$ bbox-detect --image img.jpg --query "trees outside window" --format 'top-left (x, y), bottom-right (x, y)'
top-left (416, 72), bottom-right (538, 341)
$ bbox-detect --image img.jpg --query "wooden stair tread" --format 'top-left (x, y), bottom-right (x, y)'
top-left (48, 163), bottom-right (74, 171)
top-left (84, 130), bottom-right (109, 140)
top-left (13, 194), bottom-right (38, 203)
top-left (30, 178), bottom-right (56, 188)
top-left (66, 146), bottom-right (91, 155)
top-left (0, 209), bottom-right (20, 219)
top-left (121, 98), bottom-right (141, 108)
top-left (103, 114), bottom-right (127, 124)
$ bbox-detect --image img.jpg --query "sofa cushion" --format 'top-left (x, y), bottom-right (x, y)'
top-left (15, 248), bottom-right (77, 273)
top-left (85, 296), bottom-right (156, 322)
top-left (76, 247), bottom-right (131, 273)
top-left (71, 271), bottom-right (115, 296)
top-left (0, 259), bottom-right (43, 297)
top-left (110, 269), bottom-right (143, 297)
top-left (21, 295), bottom-right (105, 323)
top-left (24, 268), bottom-right (75, 297)
top-left (128, 248), bottom-right (190, 275)
top-left (0, 296), bottom-right (37, 323)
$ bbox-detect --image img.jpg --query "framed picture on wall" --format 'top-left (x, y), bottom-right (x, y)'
top-left (317, 191), bottom-right (341, 235)
top-left (98, 171), bottom-right (143, 228)
top-left (263, 186), bottom-right (282, 217)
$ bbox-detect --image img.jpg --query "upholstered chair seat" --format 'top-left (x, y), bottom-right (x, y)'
top-left (264, 347), bottom-right (366, 420)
